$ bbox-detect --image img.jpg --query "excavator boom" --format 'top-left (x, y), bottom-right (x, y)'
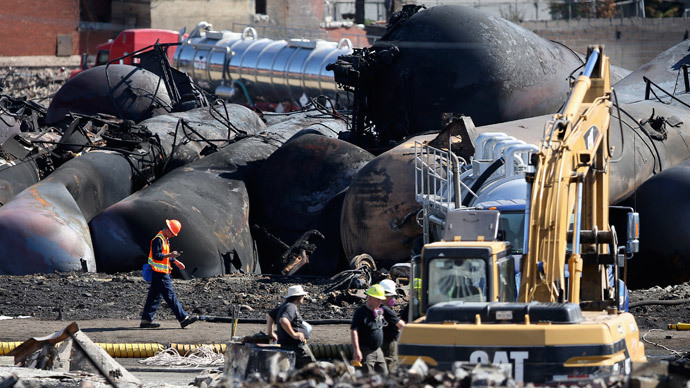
top-left (519, 46), bottom-right (613, 305)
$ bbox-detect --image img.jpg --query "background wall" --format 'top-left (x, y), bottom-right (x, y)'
top-left (0, 0), bottom-right (79, 56)
top-left (520, 18), bottom-right (690, 71)
top-left (145, 0), bottom-right (253, 32)
top-left (1, 0), bottom-right (687, 73)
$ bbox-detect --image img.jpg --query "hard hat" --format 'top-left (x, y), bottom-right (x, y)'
top-left (284, 285), bottom-right (309, 298)
top-left (166, 219), bottom-right (182, 236)
top-left (365, 284), bottom-right (386, 300)
top-left (379, 279), bottom-right (397, 296)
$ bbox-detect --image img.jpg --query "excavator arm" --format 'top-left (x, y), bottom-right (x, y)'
top-left (519, 46), bottom-right (613, 304)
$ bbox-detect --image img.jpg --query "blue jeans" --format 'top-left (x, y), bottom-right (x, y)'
top-left (141, 271), bottom-right (187, 322)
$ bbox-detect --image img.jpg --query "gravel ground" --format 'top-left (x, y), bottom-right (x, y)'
top-left (0, 65), bottom-right (72, 102)
top-left (0, 269), bottom-right (687, 332)
top-left (0, 271), bottom-right (367, 322)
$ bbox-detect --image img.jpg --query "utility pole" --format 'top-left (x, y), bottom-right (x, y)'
top-left (355, 0), bottom-right (365, 24)
top-left (638, 0), bottom-right (646, 17)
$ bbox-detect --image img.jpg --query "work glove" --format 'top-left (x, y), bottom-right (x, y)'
top-left (174, 260), bottom-right (186, 270)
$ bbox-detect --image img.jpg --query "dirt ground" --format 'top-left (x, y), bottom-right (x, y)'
top-left (0, 271), bottom-right (362, 345)
top-left (0, 318), bottom-right (352, 348)
top-left (0, 269), bottom-right (689, 361)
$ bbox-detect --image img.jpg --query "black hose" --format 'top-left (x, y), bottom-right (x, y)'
top-left (609, 88), bottom-right (625, 163)
top-left (615, 105), bottom-right (661, 174)
top-left (629, 299), bottom-right (690, 309)
top-left (200, 316), bottom-right (351, 325)
top-left (207, 99), bottom-right (243, 137)
top-left (180, 119), bottom-right (218, 151)
top-left (462, 157), bottom-right (505, 207)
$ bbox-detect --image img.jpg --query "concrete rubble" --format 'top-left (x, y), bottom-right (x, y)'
top-left (191, 358), bottom-right (690, 388)
top-left (6, 322), bottom-right (140, 387)
top-left (0, 67), bottom-right (69, 101)
top-left (2, 309), bottom-right (690, 388)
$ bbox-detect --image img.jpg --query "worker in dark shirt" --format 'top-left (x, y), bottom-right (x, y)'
top-left (266, 307), bottom-right (279, 343)
top-left (350, 284), bottom-right (388, 375)
top-left (379, 279), bottom-right (406, 372)
top-left (268, 285), bottom-right (313, 368)
top-left (140, 219), bottom-right (198, 329)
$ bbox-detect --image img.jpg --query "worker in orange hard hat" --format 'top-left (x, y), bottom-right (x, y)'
top-left (140, 219), bottom-right (198, 329)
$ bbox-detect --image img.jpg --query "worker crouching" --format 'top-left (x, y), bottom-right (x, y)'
top-left (140, 219), bottom-right (199, 329)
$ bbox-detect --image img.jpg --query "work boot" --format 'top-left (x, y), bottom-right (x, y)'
top-left (139, 321), bottom-right (161, 329)
top-left (180, 315), bottom-right (199, 329)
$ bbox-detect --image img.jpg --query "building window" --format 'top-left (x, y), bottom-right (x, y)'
top-left (256, 0), bottom-right (266, 14)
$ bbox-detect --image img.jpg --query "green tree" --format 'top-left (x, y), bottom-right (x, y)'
top-left (596, 0), bottom-right (618, 18)
top-left (549, 0), bottom-right (615, 19)
top-left (645, 0), bottom-right (683, 17)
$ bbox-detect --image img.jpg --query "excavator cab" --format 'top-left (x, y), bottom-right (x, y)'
top-left (408, 209), bottom-right (517, 321)
top-left (423, 242), bottom-right (516, 308)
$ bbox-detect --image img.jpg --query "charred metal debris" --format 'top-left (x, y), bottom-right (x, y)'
top-left (0, 67), bottom-right (69, 101)
top-left (253, 226), bottom-right (326, 275)
top-left (0, 44), bottom-right (269, 203)
top-left (326, 5), bottom-right (426, 149)
top-left (326, 42), bottom-right (400, 148)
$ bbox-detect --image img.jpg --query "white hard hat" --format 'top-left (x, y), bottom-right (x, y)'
top-left (284, 285), bottom-right (308, 298)
top-left (379, 279), bottom-right (397, 296)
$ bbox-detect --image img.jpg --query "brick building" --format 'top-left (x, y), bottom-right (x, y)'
top-left (0, 0), bottom-right (376, 57)
top-left (0, 0), bottom-right (80, 56)
top-left (2, 0), bottom-right (685, 69)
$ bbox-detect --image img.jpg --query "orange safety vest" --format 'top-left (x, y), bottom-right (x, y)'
top-left (148, 231), bottom-right (171, 274)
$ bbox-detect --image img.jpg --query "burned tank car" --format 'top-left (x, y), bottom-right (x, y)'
top-left (330, 5), bottom-right (583, 145)
top-left (249, 132), bottom-right (373, 276)
top-left (45, 64), bottom-right (172, 124)
top-left (340, 139), bottom-right (424, 268)
top-left (624, 159), bottom-right (690, 289)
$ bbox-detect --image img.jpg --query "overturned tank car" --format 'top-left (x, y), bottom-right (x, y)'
top-left (327, 5), bottom-right (588, 147)
top-left (89, 112), bottom-right (359, 278)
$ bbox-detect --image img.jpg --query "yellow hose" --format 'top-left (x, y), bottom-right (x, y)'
top-left (0, 342), bottom-right (23, 356)
top-left (96, 343), bottom-right (165, 358)
top-left (0, 341), bottom-right (227, 358)
top-left (0, 341), bottom-right (348, 359)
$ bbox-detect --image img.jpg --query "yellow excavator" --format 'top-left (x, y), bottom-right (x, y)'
top-left (399, 46), bottom-right (646, 384)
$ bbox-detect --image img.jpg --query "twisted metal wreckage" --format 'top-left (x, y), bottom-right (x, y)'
top-left (0, 5), bottom-right (690, 290)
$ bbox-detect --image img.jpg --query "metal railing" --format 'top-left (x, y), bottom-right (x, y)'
top-left (340, 33), bottom-right (379, 47)
top-left (230, 23), bottom-right (327, 41)
top-left (414, 141), bottom-right (458, 243)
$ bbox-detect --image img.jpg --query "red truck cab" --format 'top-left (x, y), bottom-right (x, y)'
top-left (71, 28), bottom-right (181, 78)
